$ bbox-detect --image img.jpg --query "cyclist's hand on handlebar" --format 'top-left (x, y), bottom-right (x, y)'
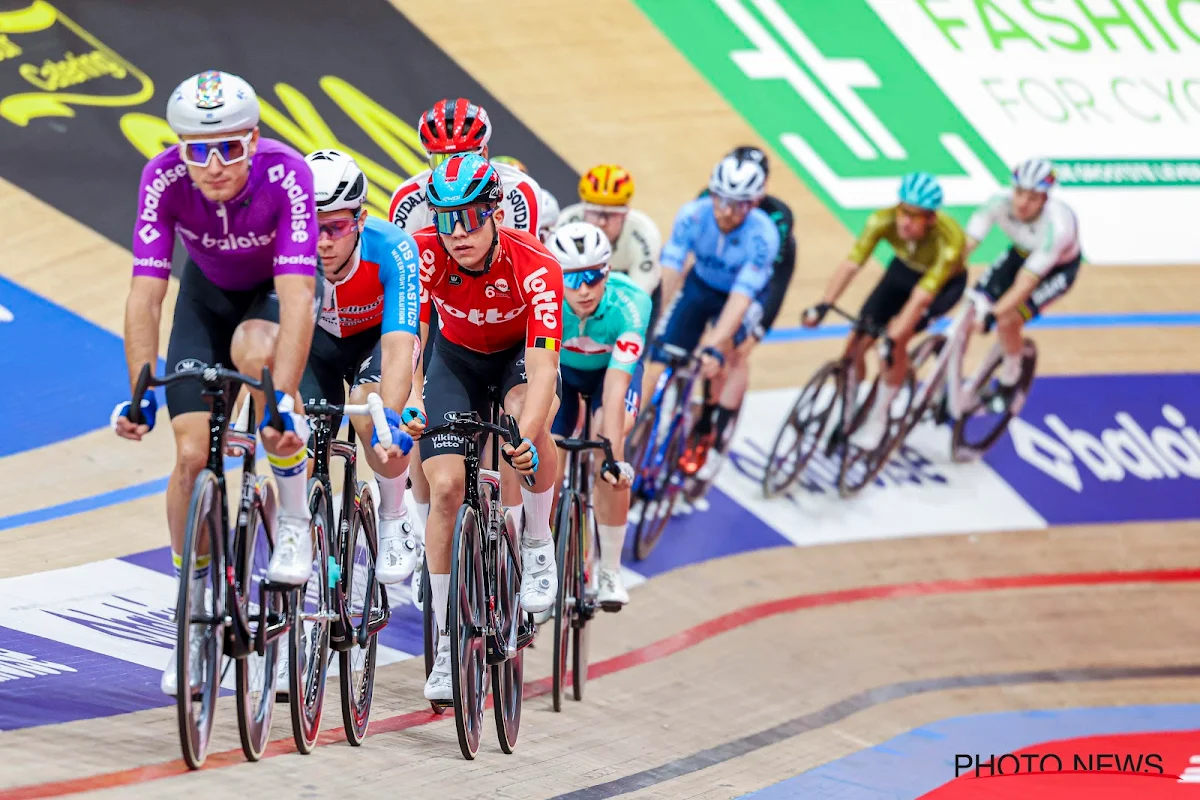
top-left (801, 303), bottom-right (830, 328)
top-left (601, 459), bottom-right (635, 488)
top-left (111, 393), bottom-right (157, 441)
top-left (699, 345), bottom-right (725, 379)
top-left (400, 405), bottom-right (427, 436)
top-left (372, 408), bottom-right (414, 463)
top-left (877, 335), bottom-right (897, 368)
top-left (259, 391), bottom-right (310, 455)
top-left (503, 437), bottom-right (539, 476)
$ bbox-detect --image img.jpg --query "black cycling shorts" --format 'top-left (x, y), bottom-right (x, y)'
top-left (858, 257), bottom-right (967, 336)
top-left (976, 247), bottom-right (1082, 319)
top-left (419, 336), bottom-right (561, 461)
top-left (758, 243), bottom-right (797, 336)
top-left (299, 324), bottom-right (382, 429)
top-left (165, 260), bottom-right (280, 418)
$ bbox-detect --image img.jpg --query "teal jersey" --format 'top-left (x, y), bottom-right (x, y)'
top-left (560, 272), bottom-right (652, 375)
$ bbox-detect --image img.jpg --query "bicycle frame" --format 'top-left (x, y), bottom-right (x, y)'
top-left (914, 290), bottom-right (1003, 424)
top-left (632, 351), bottom-right (703, 494)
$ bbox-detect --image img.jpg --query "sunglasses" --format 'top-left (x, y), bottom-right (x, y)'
top-left (434, 205), bottom-right (496, 235)
top-left (712, 195), bottom-right (754, 214)
top-left (428, 149), bottom-right (482, 170)
top-left (179, 132), bottom-right (253, 167)
top-left (582, 206), bottom-right (628, 224)
top-left (563, 267), bottom-right (609, 289)
top-left (318, 216), bottom-right (359, 240)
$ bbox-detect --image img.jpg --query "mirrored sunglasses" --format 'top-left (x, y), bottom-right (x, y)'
top-left (179, 132), bottom-right (253, 167)
top-left (563, 267), bottom-right (609, 289)
top-left (434, 205), bottom-right (496, 235)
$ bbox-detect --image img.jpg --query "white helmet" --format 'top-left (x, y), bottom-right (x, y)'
top-left (167, 70), bottom-right (260, 136)
top-left (306, 149), bottom-right (368, 212)
top-left (708, 154), bottom-right (766, 201)
top-left (1012, 158), bottom-right (1056, 193)
top-left (545, 221), bottom-right (612, 272)
top-left (538, 188), bottom-right (561, 240)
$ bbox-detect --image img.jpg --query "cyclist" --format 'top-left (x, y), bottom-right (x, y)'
top-left (802, 172), bottom-right (968, 450)
top-left (545, 221), bottom-right (651, 608)
top-left (686, 145), bottom-right (798, 491)
top-left (964, 158), bottom-right (1082, 403)
top-left (389, 100), bottom-right (543, 602)
top-left (302, 149), bottom-right (421, 585)
top-left (111, 70), bottom-right (319, 695)
top-left (556, 165), bottom-right (663, 333)
top-left (491, 155), bottom-right (561, 241)
top-left (649, 154), bottom-right (780, 474)
top-left (399, 154), bottom-right (563, 702)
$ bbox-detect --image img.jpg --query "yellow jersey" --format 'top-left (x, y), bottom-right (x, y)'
top-left (847, 207), bottom-right (966, 294)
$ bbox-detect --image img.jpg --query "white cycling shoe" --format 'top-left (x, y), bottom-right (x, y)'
top-left (266, 513), bottom-right (313, 586)
top-left (423, 634), bottom-right (453, 702)
top-left (519, 537), bottom-right (557, 615)
top-left (376, 517), bottom-right (419, 585)
top-left (597, 568), bottom-right (630, 608)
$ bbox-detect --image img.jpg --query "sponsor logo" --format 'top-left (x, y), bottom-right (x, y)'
top-left (175, 357), bottom-right (205, 372)
top-left (193, 227), bottom-right (276, 251)
top-left (484, 281), bottom-right (511, 299)
top-left (521, 265), bottom-right (558, 330)
top-left (392, 184), bottom-right (426, 229)
top-left (0, 648), bottom-right (76, 683)
top-left (132, 256), bottom-right (171, 271)
top-left (448, 273), bottom-right (462, 286)
top-left (138, 163), bottom-right (187, 224)
top-left (275, 253), bottom-right (318, 268)
top-left (268, 165), bottom-right (313, 244)
top-left (506, 186), bottom-right (530, 230)
top-left (432, 433), bottom-right (461, 450)
top-left (612, 331), bottom-right (644, 364)
top-left (434, 297), bottom-right (525, 327)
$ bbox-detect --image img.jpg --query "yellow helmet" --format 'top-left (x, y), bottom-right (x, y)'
top-left (578, 164), bottom-right (635, 207)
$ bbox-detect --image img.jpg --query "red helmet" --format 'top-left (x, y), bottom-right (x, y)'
top-left (418, 98), bottom-right (493, 156)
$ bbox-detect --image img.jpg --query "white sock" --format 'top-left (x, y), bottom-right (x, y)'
top-left (870, 383), bottom-right (900, 424)
top-left (598, 524), bottom-right (626, 571)
top-left (375, 468), bottom-right (409, 520)
top-left (999, 352), bottom-right (1022, 386)
top-left (415, 502), bottom-right (430, 529)
top-left (267, 446), bottom-right (310, 517)
top-left (520, 486), bottom-right (554, 542)
top-left (431, 573), bottom-right (451, 634)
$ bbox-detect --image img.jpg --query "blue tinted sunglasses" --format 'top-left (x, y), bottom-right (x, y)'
top-left (179, 132), bottom-right (253, 167)
top-left (564, 267), bottom-right (609, 289)
top-left (434, 205), bottom-right (496, 235)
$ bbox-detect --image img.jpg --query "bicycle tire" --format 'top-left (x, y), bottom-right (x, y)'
top-left (339, 482), bottom-right (381, 746)
top-left (572, 498), bottom-right (596, 702)
top-left (288, 478), bottom-right (331, 755)
top-left (450, 504), bottom-right (486, 760)
top-left (551, 490), bottom-right (577, 712)
top-left (761, 360), bottom-right (843, 499)
top-left (235, 476), bottom-right (281, 761)
top-left (176, 469), bottom-right (225, 770)
top-left (951, 337), bottom-right (1038, 461)
top-left (491, 512), bottom-right (523, 754)
top-left (632, 428), bottom-right (686, 561)
top-left (419, 558), bottom-right (443, 715)
top-left (837, 369), bottom-right (914, 498)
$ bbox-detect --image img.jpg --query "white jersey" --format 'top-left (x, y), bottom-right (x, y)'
top-left (966, 192), bottom-right (1081, 277)
top-left (557, 203), bottom-right (662, 296)
top-left (387, 161), bottom-right (542, 236)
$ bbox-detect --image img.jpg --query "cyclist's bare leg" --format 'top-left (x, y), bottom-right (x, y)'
top-left (593, 405), bottom-right (637, 603)
top-left (347, 382), bottom-right (415, 557)
top-left (229, 319), bottom-right (282, 450)
top-left (993, 309), bottom-right (1028, 385)
top-left (423, 454), bottom-right (465, 575)
top-left (168, 412), bottom-right (214, 557)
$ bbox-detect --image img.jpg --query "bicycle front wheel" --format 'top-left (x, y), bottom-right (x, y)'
top-left (339, 483), bottom-right (382, 746)
top-left (762, 360), bottom-right (842, 499)
top-left (288, 478), bottom-right (331, 755)
top-left (551, 490), bottom-right (577, 712)
top-left (952, 337), bottom-right (1038, 461)
top-left (572, 499), bottom-right (597, 702)
top-left (235, 476), bottom-right (281, 762)
top-left (491, 509), bottom-right (523, 754)
top-left (450, 504), bottom-right (487, 760)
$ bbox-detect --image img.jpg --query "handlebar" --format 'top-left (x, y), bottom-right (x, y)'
top-left (129, 363), bottom-right (284, 432)
top-left (812, 303), bottom-right (889, 340)
top-left (419, 411), bottom-right (535, 487)
top-left (555, 434), bottom-right (616, 463)
top-left (304, 393), bottom-right (392, 448)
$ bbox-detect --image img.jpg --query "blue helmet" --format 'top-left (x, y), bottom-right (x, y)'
top-left (427, 152), bottom-right (503, 209)
top-left (897, 171), bottom-right (943, 211)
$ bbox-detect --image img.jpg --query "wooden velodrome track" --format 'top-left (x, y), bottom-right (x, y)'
top-left (3, 0), bottom-right (1200, 797)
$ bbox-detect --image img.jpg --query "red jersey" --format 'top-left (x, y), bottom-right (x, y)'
top-left (414, 227), bottom-right (564, 355)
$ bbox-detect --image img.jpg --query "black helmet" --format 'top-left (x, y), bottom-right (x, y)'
top-left (729, 145), bottom-right (769, 178)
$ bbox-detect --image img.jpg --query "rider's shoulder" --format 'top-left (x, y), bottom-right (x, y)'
top-left (608, 271), bottom-right (652, 308)
top-left (501, 226), bottom-right (553, 257)
top-left (363, 214), bottom-right (415, 252)
top-left (932, 210), bottom-right (967, 242)
top-left (493, 161), bottom-right (541, 193)
top-left (760, 194), bottom-right (795, 224)
top-left (625, 207), bottom-right (660, 233)
top-left (252, 138), bottom-right (310, 177)
top-left (745, 206), bottom-right (779, 240)
top-left (556, 202), bottom-right (585, 224)
top-left (864, 205), bottom-right (899, 231)
top-left (675, 196), bottom-right (710, 221)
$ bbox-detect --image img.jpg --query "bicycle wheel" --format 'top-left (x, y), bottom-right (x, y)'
top-left (339, 483), bottom-right (382, 746)
top-left (952, 337), bottom-right (1037, 461)
top-left (632, 425), bottom-right (687, 560)
top-left (491, 508), bottom-right (523, 754)
top-left (551, 490), bottom-right (577, 712)
top-left (761, 360), bottom-right (843, 499)
top-left (177, 469), bottom-right (225, 770)
top-left (235, 476), bottom-right (281, 762)
top-left (449, 503), bottom-right (487, 760)
top-left (572, 499), bottom-right (597, 701)
top-left (837, 368), bottom-right (914, 498)
top-left (419, 557), bottom-right (443, 714)
top-left (288, 478), bottom-right (331, 754)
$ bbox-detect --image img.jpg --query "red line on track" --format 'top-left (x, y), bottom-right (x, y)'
top-left (5, 567), bottom-right (1198, 799)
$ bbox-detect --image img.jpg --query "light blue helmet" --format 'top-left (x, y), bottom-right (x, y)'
top-left (897, 171), bottom-right (943, 211)
top-left (427, 152), bottom-right (503, 209)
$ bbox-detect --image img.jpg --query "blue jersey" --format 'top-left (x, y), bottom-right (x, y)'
top-left (317, 215), bottom-right (420, 338)
top-left (660, 198), bottom-right (779, 298)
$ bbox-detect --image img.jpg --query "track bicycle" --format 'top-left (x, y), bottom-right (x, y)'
top-left (882, 288), bottom-right (1037, 463)
top-left (625, 342), bottom-right (705, 560)
top-left (129, 363), bottom-right (290, 770)
top-left (292, 392), bottom-right (394, 750)
top-left (759, 307), bottom-right (911, 500)
top-left (417, 398), bottom-right (536, 760)
top-left (550, 406), bottom-right (617, 712)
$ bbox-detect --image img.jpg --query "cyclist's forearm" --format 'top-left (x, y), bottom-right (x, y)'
top-left (600, 369), bottom-right (632, 461)
top-left (124, 277), bottom-right (167, 391)
top-left (821, 260), bottom-right (860, 305)
top-left (701, 292), bottom-right (753, 350)
top-left (659, 267), bottom-right (684, 308)
top-left (517, 348), bottom-right (558, 437)
top-left (994, 269), bottom-right (1040, 318)
top-left (272, 274), bottom-right (316, 396)
top-left (380, 331), bottom-right (414, 412)
top-left (888, 287), bottom-right (933, 341)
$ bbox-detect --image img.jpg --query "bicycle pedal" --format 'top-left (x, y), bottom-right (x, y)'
top-left (261, 579), bottom-right (303, 593)
top-left (599, 601), bottom-right (624, 614)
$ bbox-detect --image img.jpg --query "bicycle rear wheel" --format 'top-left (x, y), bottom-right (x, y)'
top-left (632, 428), bottom-right (686, 560)
top-left (572, 499), bottom-right (597, 701)
top-left (952, 337), bottom-right (1037, 461)
top-left (235, 476), bottom-right (281, 762)
top-left (838, 370), bottom-right (914, 498)
top-left (288, 478), bottom-right (331, 754)
top-left (177, 469), bottom-right (225, 770)
top-left (418, 558), bottom-right (443, 714)
top-left (339, 483), bottom-right (382, 746)
top-left (762, 360), bottom-right (843, 499)
top-left (450, 504), bottom-right (487, 760)
top-left (491, 509), bottom-right (523, 754)
top-left (551, 490), bottom-right (577, 712)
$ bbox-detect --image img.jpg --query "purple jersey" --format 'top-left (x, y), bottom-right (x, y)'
top-left (131, 138), bottom-right (319, 291)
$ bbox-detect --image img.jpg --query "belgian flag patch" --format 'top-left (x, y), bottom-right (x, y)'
top-left (533, 336), bottom-right (560, 351)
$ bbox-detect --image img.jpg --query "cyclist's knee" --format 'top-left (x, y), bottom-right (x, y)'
top-left (171, 415), bottom-right (210, 477)
top-left (426, 462), bottom-right (465, 509)
top-left (231, 319), bottom-right (277, 376)
top-left (347, 382), bottom-right (378, 405)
